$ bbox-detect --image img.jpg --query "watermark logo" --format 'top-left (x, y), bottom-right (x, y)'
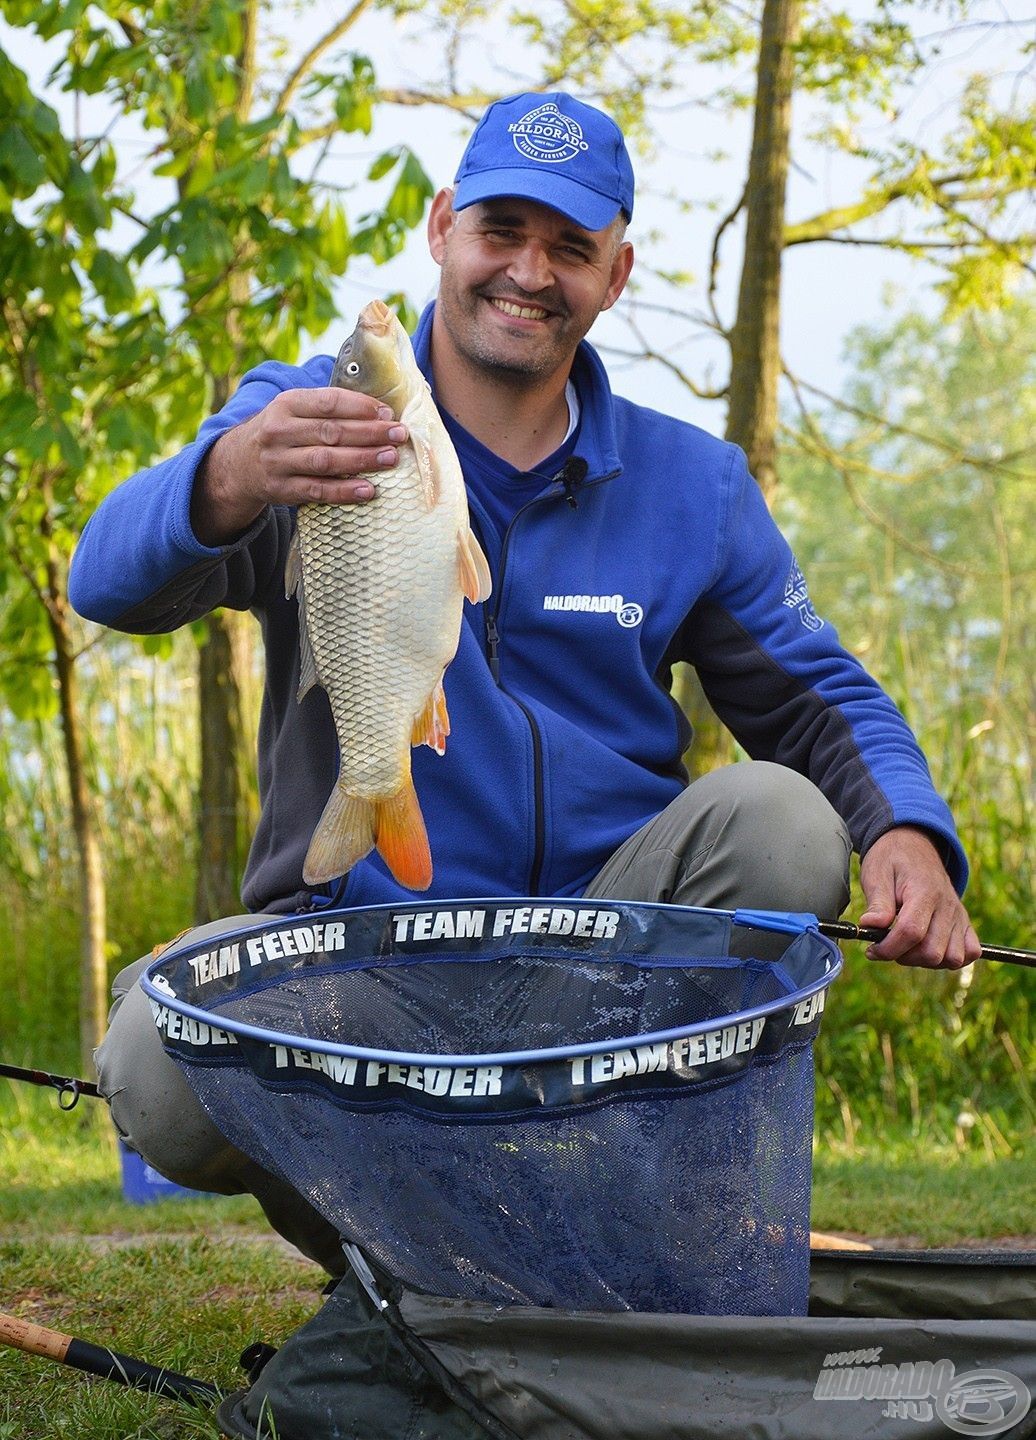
top-left (509, 102), bottom-right (589, 165)
top-left (542, 593), bottom-right (644, 628)
top-left (814, 1349), bottom-right (1030, 1436)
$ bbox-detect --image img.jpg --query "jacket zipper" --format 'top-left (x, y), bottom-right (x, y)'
top-left (478, 465), bottom-right (621, 894)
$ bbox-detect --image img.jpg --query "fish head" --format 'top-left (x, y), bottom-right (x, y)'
top-left (331, 300), bottom-right (413, 417)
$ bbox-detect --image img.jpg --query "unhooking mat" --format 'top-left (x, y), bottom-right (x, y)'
top-left (143, 900), bottom-right (840, 1317)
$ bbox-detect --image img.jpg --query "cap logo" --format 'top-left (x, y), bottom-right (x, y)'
top-left (508, 102), bottom-right (589, 165)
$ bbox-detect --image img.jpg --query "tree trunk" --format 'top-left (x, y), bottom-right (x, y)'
top-left (46, 565), bottom-right (107, 1077)
top-left (194, 607), bottom-right (258, 923)
top-left (724, 0), bottom-right (801, 502)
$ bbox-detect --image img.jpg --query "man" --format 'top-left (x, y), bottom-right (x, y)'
top-left (69, 93), bottom-right (978, 1264)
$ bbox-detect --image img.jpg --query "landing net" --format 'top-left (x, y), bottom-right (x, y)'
top-left (144, 900), bottom-right (840, 1316)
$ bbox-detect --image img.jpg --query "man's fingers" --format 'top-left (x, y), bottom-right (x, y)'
top-left (291, 443), bottom-right (399, 478)
top-left (257, 418), bottom-right (407, 474)
top-left (278, 387), bottom-right (391, 422)
top-left (866, 895), bottom-right (936, 964)
top-left (267, 472), bottom-right (384, 506)
top-left (963, 922), bottom-right (982, 965)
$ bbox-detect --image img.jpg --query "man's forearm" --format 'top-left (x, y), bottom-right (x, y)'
top-left (191, 424), bottom-right (266, 547)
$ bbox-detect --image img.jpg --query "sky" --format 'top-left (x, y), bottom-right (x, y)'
top-left (3, 2), bottom-right (1030, 437)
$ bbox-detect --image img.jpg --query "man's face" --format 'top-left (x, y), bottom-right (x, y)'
top-left (427, 192), bottom-right (633, 384)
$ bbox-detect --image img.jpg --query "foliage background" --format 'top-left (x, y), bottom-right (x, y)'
top-left (0, 0), bottom-right (1032, 1160)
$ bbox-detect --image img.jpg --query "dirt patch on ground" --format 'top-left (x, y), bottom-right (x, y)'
top-left (43, 1227), bottom-right (1036, 1255)
top-left (820, 1232), bottom-right (1036, 1251)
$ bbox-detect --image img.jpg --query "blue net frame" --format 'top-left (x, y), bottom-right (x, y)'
top-left (144, 900), bottom-right (841, 1316)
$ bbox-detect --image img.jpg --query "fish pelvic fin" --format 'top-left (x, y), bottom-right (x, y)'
top-left (411, 678), bottom-right (450, 755)
top-left (285, 529), bottom-right (302, 600)
top-left (457, 525), bottom-right (492, 603)
top-left (296, 598), bottom-right (321, 707)
top-left (302, 786), bottom-right (375, 886)
top-left (374, 780), bottom-right (433, 891)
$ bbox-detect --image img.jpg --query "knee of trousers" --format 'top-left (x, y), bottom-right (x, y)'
top-left (96, 954), bottom-right (253, 1194)
top-left (680, 761), bottom-right (851, 916)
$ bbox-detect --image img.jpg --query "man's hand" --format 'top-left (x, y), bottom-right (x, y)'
top-left (192, 387), bottom-right (408, 546)
top-left (859, 826), bottom-right (980, 970)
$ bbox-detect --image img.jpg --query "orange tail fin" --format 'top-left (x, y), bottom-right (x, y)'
top-left (374, 780), bottom-right (432, 891)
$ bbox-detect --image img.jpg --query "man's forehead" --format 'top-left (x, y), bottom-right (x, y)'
top-left (465, 196), bottom-right (606, 243)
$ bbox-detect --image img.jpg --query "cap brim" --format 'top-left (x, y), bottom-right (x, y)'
top-left (453, 168), bottom-right (623, 233)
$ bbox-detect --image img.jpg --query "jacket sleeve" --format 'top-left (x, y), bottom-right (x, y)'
top-left (68, 356), bottom-right (334, 632)
top-left (680, 447), bottom-right (969, 893)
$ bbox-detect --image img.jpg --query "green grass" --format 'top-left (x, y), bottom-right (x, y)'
top-left (812, 1144), bottom-right (1036, 1245)
top-left (2, 1080), bottom-right (1033, 1438)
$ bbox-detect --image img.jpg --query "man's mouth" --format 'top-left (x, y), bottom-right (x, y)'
top-left (487, 297), bottom-right (553, 322)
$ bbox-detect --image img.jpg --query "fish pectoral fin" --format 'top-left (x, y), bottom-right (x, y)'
top-left (411, 679), bottom-right (450, 755)
top-left (303, 786), bottom-right (375, 885)
top-left (406, 421), bottom-right (442, 510)
top-left (457, 525), bottom-right (492, 604)
top-left (374, 781), bottom-right (432, 891)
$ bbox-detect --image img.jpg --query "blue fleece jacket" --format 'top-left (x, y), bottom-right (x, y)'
top-left (68, 304), bottom-right (968, 912)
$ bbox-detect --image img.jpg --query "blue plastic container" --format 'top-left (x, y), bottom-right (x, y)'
top-left (117, 1139), bottom-right (211, 1204)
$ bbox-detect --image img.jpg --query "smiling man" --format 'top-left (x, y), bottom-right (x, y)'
top-left (69, 92), bottom-right (978, 1295)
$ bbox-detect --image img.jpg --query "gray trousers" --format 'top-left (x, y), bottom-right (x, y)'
top-left (97, 761), bottom-right (850, 1275)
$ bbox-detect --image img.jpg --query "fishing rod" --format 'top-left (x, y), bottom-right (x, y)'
top-left (0, 1062), bottom-right (100, 1107)
top-left (0, 1310), bottom-right (222, 1406)
top-left (816, 922), bottom-right (1036, 969)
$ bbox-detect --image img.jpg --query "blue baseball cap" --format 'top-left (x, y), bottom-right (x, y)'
top-left (452, 92), bottom-right (634, 232)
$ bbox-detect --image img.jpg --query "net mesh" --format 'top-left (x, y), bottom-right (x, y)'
top-left (147, 902), bottom-right (837, 1316)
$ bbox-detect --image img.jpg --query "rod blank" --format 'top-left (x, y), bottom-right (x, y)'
top-left (0, 1310), bottom-right (221, 1405)
top-left (818, 920), bottom-right (1036, 968)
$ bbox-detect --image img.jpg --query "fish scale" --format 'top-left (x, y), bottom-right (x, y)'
top-left (288, 300), bottom-right (492, 890)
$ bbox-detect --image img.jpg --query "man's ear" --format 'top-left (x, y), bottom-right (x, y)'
top-left (600, 241), bottom-right (635, 312)
top-left (427, 188), bottom-right (457, 266)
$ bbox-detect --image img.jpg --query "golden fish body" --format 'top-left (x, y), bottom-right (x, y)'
top-left (287, 300), bottom-right (491, 890)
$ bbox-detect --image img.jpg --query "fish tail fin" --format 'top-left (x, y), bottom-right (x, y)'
top-left (411, 677), bottom-right (450, 755)
top-left (374, 779), bottom-right (432, 891)
top-left (303, 786), bottom-right (375, 886)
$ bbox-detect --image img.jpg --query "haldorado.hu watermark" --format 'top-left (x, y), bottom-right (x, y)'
top-left (813, 1348), bottom-right (1030, 1435)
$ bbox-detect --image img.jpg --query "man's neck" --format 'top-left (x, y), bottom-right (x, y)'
top-left (430, 334), bottom-right (573, 472)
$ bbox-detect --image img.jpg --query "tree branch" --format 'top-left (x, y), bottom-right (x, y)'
top-left (275, 0), bottom-right (379, 115)
top-left (237, 0), bottom-right (259, 120)
top-left (707, 184), bottom-right (746, 336)
top-left (787, 371), bottom-right (1036, 477)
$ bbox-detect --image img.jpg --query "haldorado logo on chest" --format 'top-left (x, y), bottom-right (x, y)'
top-left (543, 593), bottom-right (644, 628)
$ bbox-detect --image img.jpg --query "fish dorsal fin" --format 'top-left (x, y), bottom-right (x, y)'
top-left (457, 525), bottom-right (492, 604)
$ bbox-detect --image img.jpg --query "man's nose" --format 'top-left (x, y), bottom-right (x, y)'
top-left (505, 241), bottom-right (554, 292)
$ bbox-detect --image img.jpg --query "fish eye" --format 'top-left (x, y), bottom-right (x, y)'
top-left (346, 362), bottom-right (360, 376)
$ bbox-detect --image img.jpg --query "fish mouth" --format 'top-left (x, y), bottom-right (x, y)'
top-left (360, 299), bottom-right (394, 336)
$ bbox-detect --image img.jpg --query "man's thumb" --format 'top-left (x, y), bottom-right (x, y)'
top-left (859, 891), bottom-right (895, 928)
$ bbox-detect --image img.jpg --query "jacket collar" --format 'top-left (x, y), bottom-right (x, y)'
top-left (411, 301), bottom-right (623, 481)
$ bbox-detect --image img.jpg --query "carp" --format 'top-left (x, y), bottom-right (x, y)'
top-left (287, 299), bottom-right (491, 891)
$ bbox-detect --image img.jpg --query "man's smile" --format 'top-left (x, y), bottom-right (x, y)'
top-left (485, 296), bottom-right (555, 322)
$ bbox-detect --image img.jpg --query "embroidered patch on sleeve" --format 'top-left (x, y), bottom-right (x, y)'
top-left (783, 559), bottom-right (825, 632)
